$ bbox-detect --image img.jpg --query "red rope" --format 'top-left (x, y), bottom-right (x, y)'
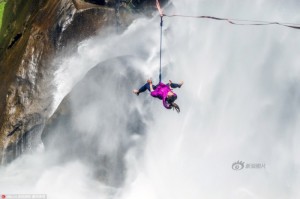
top-left (156, 0), bottom-right (163, 17)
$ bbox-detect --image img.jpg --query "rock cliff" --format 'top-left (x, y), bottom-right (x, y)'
top-left (0, 0), bottom-right (165, 163)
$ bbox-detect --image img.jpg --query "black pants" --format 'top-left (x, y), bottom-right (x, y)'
top-left (138, 82), bottom-right (181, 93)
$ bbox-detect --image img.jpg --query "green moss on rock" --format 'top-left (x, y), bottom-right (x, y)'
top-left (0, 1), bottom-right (6, 31)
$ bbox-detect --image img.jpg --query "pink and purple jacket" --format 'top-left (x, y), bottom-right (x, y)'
top-left (150, 82), bottom-right (177, 109)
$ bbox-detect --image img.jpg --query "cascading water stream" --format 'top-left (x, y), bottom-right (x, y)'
top-left (1, 0), bottom-right (300, 199)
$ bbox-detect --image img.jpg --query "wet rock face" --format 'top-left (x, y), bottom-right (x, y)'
top-left (0, 0), bottom-right (167, 163)
top-left (4, 113), bottom-right (44, 163)
top-left (41, 58), bottom-right (148, 187)
top-left (0, 0), bottom-right (120, 163)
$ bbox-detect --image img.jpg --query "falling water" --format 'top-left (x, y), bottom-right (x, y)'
top-left (1, 0), bottom-right (300, 198)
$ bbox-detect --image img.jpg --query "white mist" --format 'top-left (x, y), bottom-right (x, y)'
top-left (0, 0), bottom-right (300, 199)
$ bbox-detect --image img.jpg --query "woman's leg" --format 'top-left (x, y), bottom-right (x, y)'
top-left (133, 79), bottom-right (158, 95)
top-left (133, 82), bottom-right (151, 95)
top-left (138, 82), bottom-right (151, 93)
top-left (168, 80), bottom-right (184, 89)
top-left (169, 83), bottom-right (181, 88)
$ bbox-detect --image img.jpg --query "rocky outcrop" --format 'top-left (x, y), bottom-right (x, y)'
top-left (0, 0), bottom-right (115, 163)
top-left (0, 0), bottom-right (134, 163)
top-left (0, 0), bottom-right (165, 163)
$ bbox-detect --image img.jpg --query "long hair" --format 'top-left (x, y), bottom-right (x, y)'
top-left (171, 102), bottom-right (180, 113)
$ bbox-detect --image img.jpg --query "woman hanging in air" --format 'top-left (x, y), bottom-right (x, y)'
top-left (133, 79), bottom-right (183, 113)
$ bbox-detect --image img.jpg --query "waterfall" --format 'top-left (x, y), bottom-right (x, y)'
top-left (0, 0), bottom-right (300, 198)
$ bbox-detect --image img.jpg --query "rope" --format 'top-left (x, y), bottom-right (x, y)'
top-left (155, 0), bottom-right (300, 30)
top-left (156, 0), bottom-right (163, 17)
top-left (156, 0), bottom-right (163, 82)
top-left (162, 14), bottom-right (300, 29)
top-left (155, 0), bottom-right (300, 82)
top-left (159, 16), bottom-right (163, 83)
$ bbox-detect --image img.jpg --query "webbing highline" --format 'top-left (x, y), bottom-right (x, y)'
top-left (162, 14), bottom-right (300, 30)
top-left (155, 0), bottom-right (300, 81)
top-left (155, 0), bottom-right (300, 29)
